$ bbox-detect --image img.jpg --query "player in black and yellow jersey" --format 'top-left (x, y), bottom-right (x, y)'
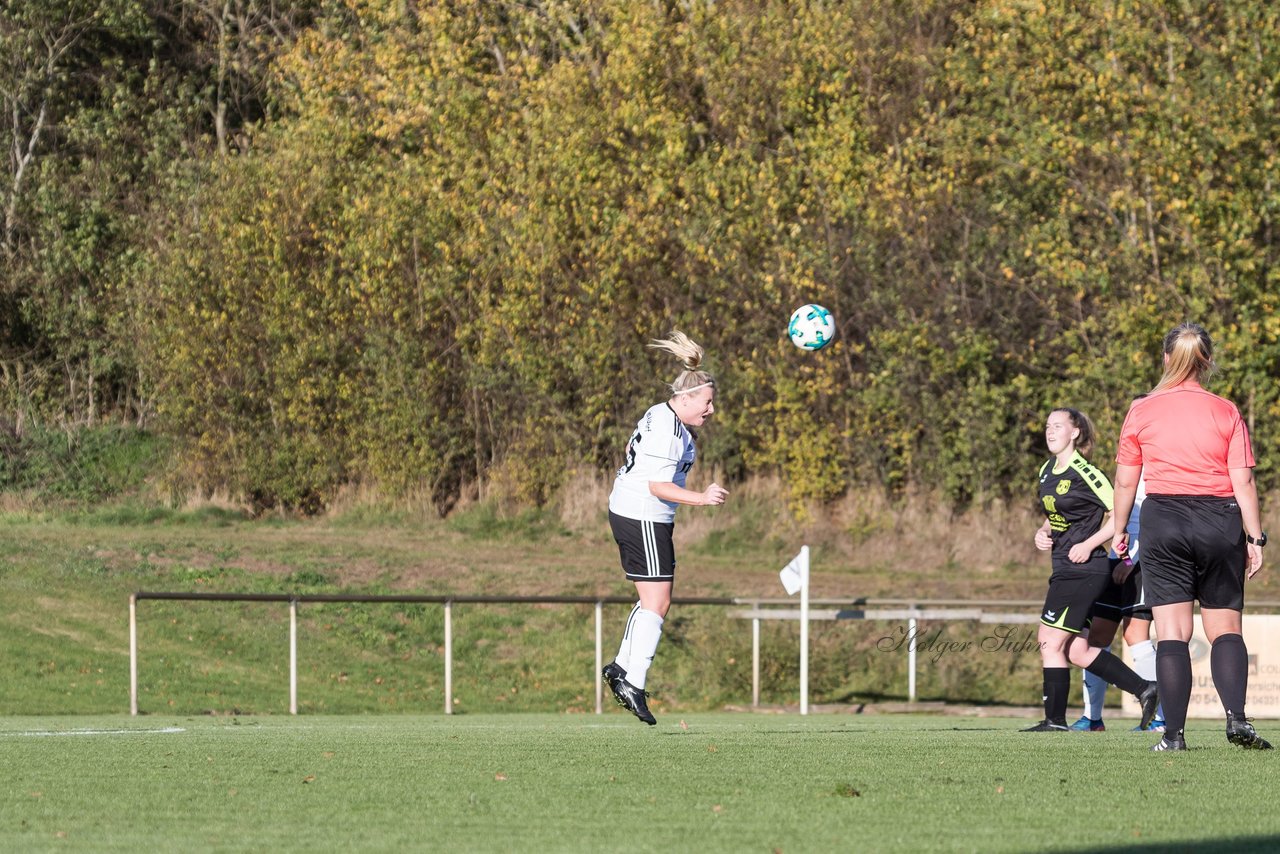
top-left (1022, 408), bottom-right (1160, 732)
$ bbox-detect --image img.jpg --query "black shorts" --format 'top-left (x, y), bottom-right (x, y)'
top-left (1042, 564), bottom-right (1112, 634)
top-left (1140, 495), bottom-right (1246, 610)
top-left (1091, 559), bottom-right (1154, 623)
top-left (609, 511), bottom-right (676, 581)
top-left (1089, 561), bottom-right (1125, 623)
top-left (1120, 561), bottom-right (1153, 622)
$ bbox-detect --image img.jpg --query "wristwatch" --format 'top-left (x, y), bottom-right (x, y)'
top-left (1247, 531), bottom-right (1268, 547)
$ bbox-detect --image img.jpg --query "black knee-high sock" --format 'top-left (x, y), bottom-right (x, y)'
top-left (1211, 633), bottom-right (1249, 718)
top-left (1085, 649), bottom-right (1149, 696)
top-left (1043, 667), bottom-right (1070, 724)
top-left (1157, 640), bottom-right (1192, 735)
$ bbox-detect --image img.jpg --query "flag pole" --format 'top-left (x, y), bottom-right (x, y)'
top-left (778, 546), bottom-right (811, 716)
top-left (800, 545), bottom-right (809, 715)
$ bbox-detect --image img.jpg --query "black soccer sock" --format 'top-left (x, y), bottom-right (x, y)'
top-left (1085, 648), bottom-right (1149, 696)
top-left (1157, 640), bottom-right (1192, 735)
top-left (1211, 633), bottom-right (1249, 718)
top-left (1043, 667), bottom-right (1070, 724)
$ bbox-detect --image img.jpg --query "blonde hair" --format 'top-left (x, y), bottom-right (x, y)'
top-left (1153, 322), bottom-right (1214, 392)
top-left (648, 330), bottom-right (715, 396)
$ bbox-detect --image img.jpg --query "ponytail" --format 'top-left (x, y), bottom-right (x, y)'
top-left (1153, 322), bottom-right (1214, 392)
top-left (648, 331), bottom-right (715, 396)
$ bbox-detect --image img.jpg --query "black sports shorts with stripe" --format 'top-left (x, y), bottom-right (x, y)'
top-left (609, 511), bottom-right (676, 581)
top-left (1140, 495), bottom-right (1246, 610)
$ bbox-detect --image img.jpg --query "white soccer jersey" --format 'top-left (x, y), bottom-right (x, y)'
top-left (609, 403), bottom-right (697, 523)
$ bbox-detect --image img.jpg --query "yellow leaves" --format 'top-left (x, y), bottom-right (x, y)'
top-left (112, 0), bottom-right (1280, 513)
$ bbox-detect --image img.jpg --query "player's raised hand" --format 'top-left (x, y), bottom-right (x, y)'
top-left (702, 483), bottom-right (728, 506)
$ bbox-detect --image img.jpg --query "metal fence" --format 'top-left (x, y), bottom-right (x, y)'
top-left (128, 592), bottom-right (736, 716)
top-left (130, 590), bottom-right (1280, 716)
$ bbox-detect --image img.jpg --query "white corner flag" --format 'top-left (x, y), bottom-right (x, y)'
top-left (779, 551), bottom-right (805, 595)
top-left (778, 546), bottom-right (810, 715)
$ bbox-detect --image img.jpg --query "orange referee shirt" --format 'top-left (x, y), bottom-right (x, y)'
top-left (1116, 382), bottom-right (1254, 496)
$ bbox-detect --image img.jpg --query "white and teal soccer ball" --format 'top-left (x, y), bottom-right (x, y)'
top-left (788, 304), bottom-right (836, 351)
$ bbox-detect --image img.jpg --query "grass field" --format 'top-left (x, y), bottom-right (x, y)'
top-left (3, 713), bottom-right (1278, 853)
top-left (4, 502), bottom-right (1280, 852)
top-left (0, 506), bottom-right (1066, 716)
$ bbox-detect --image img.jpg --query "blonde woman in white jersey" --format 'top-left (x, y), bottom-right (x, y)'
top-left (602, 331), bottom-right (728, 725)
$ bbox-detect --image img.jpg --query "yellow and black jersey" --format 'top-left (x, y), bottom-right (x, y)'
top-left (1038, 451), bottom-right (1114, 570)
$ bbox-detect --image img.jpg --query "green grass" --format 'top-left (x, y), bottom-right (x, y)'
top-left (0, 510), bottom-right (1065, 716)
top-left (0, 425), bottom-right (166, 503)
top-left (2, 713), bottom-right (1278, 853)
top-left (2, 507), bottom-right (1280, 851)
top-left (446, 503), bottom-right (575, 541)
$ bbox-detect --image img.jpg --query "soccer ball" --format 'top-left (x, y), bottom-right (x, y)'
top-left (788, 304), bottom-right (836, 351)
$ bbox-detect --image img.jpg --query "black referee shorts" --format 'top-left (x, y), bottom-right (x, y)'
top-left (609, 511), bottom-right (676, 582)
top-left (1140, 495), bottom-right (1246, 610)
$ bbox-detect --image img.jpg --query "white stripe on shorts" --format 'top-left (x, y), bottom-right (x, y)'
top-left (642, 520), bottom-right (658, 576)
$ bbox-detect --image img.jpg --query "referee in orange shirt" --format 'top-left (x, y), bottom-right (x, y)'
top-left (1112, 323), bottom-right (1270, 751)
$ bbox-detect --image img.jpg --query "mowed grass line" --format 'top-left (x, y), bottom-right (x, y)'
top-left (2, 714), bottom-right (1278, 853)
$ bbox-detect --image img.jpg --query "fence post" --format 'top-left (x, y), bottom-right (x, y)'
top-left (129, 594), bottom-right (138, 716)
top-left (289, 599), bottom-right (298, 715)
top-left (444, 599), bottom-right (453, 715)
top-left (595, 601), bottom-right (603, 715)
top-left (908, 614), bottom-right (918, 704)
top-left (752, 609), bottom-right (760, 709)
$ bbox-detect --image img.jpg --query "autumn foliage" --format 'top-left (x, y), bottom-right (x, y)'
top-left (4, 1), bottom-right (1279, 512)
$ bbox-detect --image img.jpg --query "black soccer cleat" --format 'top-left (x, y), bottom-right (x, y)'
top-left (1226, 712), bottom-right (1273, 750)
top-left (601, 661), bottom-right (627, 686)
top-left (1136, 681), bottom-right (1160, 731)
top-left (608, 675), bottom-right (657, 726)
top-left (1020, 719), bottom-right (1069, 732)
top-left (1151, 732), bottom-right (1188, 752)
